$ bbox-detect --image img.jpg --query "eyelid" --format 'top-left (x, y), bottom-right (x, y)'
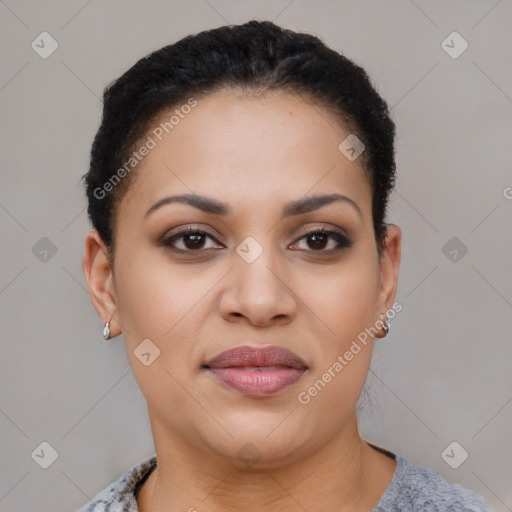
top-left (160, 225), bottom-right (223, 249)
top-left (293, 223), bottom-right (349, 238)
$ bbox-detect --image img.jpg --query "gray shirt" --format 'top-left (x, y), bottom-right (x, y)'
top-left (76, 452), bottom-right (492, 511)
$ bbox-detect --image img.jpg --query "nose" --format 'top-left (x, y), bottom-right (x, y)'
top-left (219, 247), bottom-right (297, 328)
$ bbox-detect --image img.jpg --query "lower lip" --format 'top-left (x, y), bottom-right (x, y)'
top-left (207, 366), bottom-right (306, 397)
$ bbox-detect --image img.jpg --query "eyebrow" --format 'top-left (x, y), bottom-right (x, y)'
top-left (145, 193), bottom-right (362, 220)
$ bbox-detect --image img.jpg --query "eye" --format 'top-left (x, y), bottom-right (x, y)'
top-left (160, 226), bottom-right (223, 252)
top-left (290, 228), bottom-right (352, 253)
top-left (160, 226), bottom-right (352, 255)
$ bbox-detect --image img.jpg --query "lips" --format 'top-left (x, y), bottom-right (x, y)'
top-left (203, 345), bottom-right (307, 398)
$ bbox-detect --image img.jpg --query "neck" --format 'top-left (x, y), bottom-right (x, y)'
top-left (137, 415), bottom-right (396, 512)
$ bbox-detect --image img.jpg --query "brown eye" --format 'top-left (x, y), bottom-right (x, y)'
top-left (307, 232), bottom-right (329, 250)
top-left (161, 227), bottom-right (223, 252)
top-left (181, 233), bottom-right (207, 250)
top-left (291, 229), bottom-right (352, 253)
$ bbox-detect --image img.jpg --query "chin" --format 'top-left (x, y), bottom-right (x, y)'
top-left (198, 414), bottom-right (310, 466)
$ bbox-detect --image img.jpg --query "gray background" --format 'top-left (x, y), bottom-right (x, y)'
top-left (1, 1), bottom-right (511, 510)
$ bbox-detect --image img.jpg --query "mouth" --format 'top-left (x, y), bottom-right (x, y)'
top-left (202, 345), bottom-right (308, 398)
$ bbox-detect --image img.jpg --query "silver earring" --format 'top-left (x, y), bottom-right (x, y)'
top-left (103, 321), bottom-right (112, 341)
top-left (382, 316), bottom-right (391, 337)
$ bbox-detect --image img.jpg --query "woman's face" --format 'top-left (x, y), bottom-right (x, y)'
top-left (85, 90), bottom-right (400, 466)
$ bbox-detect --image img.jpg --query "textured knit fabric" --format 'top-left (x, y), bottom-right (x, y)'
top-left (76, 452), bottom-right (492, 511)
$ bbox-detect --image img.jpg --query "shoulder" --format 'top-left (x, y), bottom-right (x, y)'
top-left (374, 455), bottom-right (492, 512)
top-left (75, 454), bottom-right (157, 512)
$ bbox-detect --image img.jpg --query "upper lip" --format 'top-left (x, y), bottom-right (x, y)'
top-left (204, 345), bottom-right (308, 370)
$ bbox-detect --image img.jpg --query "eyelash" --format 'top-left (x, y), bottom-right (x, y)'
top-left (160, 226), bottom-right (352, 255)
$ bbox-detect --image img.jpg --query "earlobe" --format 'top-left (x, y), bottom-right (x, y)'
top-left (82, 229), bottom-right (120, 338)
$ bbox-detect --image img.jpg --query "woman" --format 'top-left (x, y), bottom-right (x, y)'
top-left (78, 20), bottom-right (491, 511)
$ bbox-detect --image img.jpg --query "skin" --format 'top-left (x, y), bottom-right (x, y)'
top-left (83, 89), bottom-right (401, 511)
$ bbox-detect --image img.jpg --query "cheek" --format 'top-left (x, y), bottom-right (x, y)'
top-left (114, 245), bottom-right (209, 340)
top-left (113, 246), bottom-right (221, 390)
top-left (294, 253), bottom-right (380, 411)
top-left (303, 253), bottom-right (380, 348)
top-left (113, 251), bottom-right (207, 416)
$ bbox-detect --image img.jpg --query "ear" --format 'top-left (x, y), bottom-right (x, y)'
top-left (375, 224), bottom-right (401, 336)
top-left (82, 229), bottom-right (121, 338)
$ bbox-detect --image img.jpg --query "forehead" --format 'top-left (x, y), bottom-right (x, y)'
top-left (119, 90), bottom-right (372, 219)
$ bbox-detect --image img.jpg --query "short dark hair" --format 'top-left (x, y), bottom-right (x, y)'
top-left (84, 20), bottom-right (396, 258)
